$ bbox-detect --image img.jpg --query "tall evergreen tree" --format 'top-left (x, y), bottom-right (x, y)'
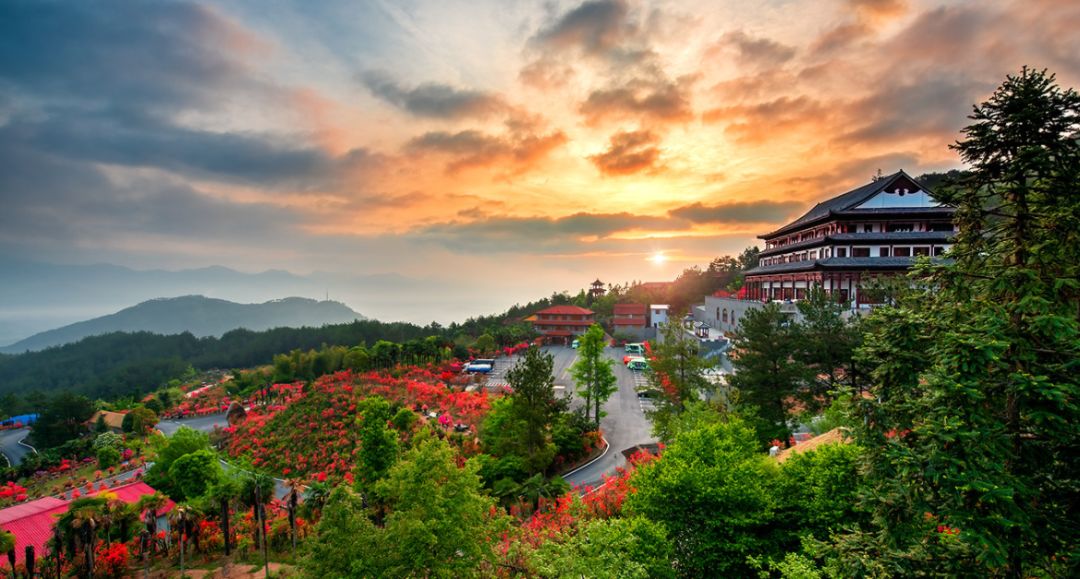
top-left (647, 320), bottom-right (716, 443)
top-left (506, 346), bottom-right (559, 473)
top-left (571, 324), bottom-right (618, 429)
top-left (833, 68), bottom-right (1080, 578)
top-left (728, 304), bottom-right (807, 445)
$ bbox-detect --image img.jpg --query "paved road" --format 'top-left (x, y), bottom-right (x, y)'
top-left (157, 413), bottom-right (292, 499)
top-left (562, 346), bottom-right (657, 490)
top-left (157, 413), bottom-right (231, 437)
top-left (0, 428), bottom-right (34, 466)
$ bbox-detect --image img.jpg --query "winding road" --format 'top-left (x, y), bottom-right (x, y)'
top-left (0, 428), bottom-right (34, 467)
top-left (140, 345), bottom-right (660, 495)
top-left (561, 346), bottom-right (656, 490)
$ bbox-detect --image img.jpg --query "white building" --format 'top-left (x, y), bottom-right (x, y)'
top-left (650, 304), bottom-right (669, 328)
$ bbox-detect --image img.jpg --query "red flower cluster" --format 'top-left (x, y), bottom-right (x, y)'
top-left (222, 366), bottom-right (492, 481)
top-left (0, 481), bottom-right (28, 506)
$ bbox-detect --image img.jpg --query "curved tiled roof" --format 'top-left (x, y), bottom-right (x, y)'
top-left (760, 170), bottom-right (948, 239)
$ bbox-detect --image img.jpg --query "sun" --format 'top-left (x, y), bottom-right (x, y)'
top-left (649, 251), bottom-right (667, 265)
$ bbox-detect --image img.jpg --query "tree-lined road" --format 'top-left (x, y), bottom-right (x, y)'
top-left (562, 346), bottom-right (656, 490)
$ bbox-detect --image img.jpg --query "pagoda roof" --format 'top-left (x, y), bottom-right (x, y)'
top-left (760, 170), bottom-right (949, 240)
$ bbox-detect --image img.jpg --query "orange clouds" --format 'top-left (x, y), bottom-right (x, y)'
top-left (589, 129), bottom-right (663, 175)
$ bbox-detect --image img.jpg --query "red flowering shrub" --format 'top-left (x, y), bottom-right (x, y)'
top-left (222, 368), bottom-right (491, 481)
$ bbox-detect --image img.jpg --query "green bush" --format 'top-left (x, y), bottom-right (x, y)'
top-left (96, 446), bottom-right (121, 469)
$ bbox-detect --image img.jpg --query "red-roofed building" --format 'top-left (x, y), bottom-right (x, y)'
top-left (530, 305), bottom-right (595, 343)
top-left (0, 481), bottom-right (173, 566)
top-left (612, 303), bottom-right (647, 337)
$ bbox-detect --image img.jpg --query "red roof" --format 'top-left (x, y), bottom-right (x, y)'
top-left (532, 319), bottom-right (594, 327)
top-left (535, 305), bottom-right (594, 316)
top-left (613, 317), bottom-right (647, 327)
top-left (613, 303), bottom-right (646, 315)
top-left (0, 481), bottom-right (173, 565)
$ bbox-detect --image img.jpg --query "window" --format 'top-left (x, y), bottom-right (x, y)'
top-left (716, 307), bottom-right (721, 320)
top-left (929, 222), bottom-right (954, 232)
top-left (862, 224), bottom-right (872, 233)
top-left (913, 246), bottom-right (930, 256)
top-left (722, 309), bottom-right (728, 323)
top-left (933, 246), bottom-right (946, 256)
top-left (894, 247), bottom-right (911, 257)
top-left (880, 247), bottom-right (890, 257)
top-left (836, 247), bottom-right (848, 258)
top-left (852, 247), bottom-right (870, 258)
top-left (888, 223), bottom-right (914, 232)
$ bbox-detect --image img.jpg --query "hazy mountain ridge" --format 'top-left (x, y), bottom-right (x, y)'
top-left (0, 295), bottom-right (365, 353)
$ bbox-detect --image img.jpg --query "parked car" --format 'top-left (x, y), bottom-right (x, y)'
top-left (464, 359), bottom-right (496, 373)
top-left (627, 357), bottom-right (650, 372)
top-left (624, 343), bottom-right (644, 355)
top-left (571, 339), bottom-right (580, 349)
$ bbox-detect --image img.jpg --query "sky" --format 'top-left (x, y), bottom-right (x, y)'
top-left (1, 0), bottom-right (1078, 323)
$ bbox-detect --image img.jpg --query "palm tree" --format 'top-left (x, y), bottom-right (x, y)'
top-left (302, 481), bottom-right (330, 520)
top-left (284, 478), bottom-right (305, 558)
top-left (54, 497), bottom-right (107, 576)
top-left (208, 476), bottom-right (240, 557)
top-left (135, 492), bottom-right (168, 554)
top-left (70, 505), bottom-right (101, 576)
top-left (169, 505), bottom-right (192, 578)
top-left (0, 530), bottom-right (16, 575)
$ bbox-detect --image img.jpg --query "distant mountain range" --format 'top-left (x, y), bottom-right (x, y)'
top-left (0, 295), bottom-right (365, 353)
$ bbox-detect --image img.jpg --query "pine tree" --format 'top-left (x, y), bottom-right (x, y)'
top-left (834, 67), bottom-right (1080, 578)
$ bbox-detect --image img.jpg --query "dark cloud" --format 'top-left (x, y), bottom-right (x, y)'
top-left (2, 112), bottom-right (362, 187)
top-left (360, 71), bottom-right (506, 119)
top-left (532, 0), bottom-right (633, 57)
top-left (836, 75), bottom-right (991, 145)
top-left (668, 200), bottom-right (803, 224)
top-left (580, 77), bottom-right (694, 125)
top-left (405, 129), bottom-right (566, 174)
top-left (714, 31), bottom-right (796, 68)
top-left (0, 0), bottom-right (258, 111)
top-left (416, 211), bottom-right (675, 254)
top-left (589, 130), bottom-right (663, 175)
top-left (0, 135), bottom-right (299, 252)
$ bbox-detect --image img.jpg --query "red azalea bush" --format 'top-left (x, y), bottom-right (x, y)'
top-left (0, 481), bottom-right (29, 506)
top-left (223, 367), bottom-right (491, 481)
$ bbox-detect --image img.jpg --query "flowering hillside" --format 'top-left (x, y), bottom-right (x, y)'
top-left (222, 367), bottom-right (490, 481)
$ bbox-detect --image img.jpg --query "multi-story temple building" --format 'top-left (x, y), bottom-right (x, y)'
top-left (527, 305), bottom-right (596, 343)
top-left (741, 170), bottom-right (955, 305)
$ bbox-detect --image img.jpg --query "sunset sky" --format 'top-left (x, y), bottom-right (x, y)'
top-left (2, 0), bottom-right (1078, 323)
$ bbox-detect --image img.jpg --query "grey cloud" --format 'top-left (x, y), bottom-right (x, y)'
top-left (533, 0), bottom-right (632, 56)
top-left (416, 211), bottom-right (678, 254)
top-left (716, 31), bottom-right (796, 68)
top-left (360, 71), bottom-right (506, 119)
top-left (0, 135), bottom-right (300, 251)
top-left (837, 76), bottom-right (990, 144)
top-left (405, 129), bottom-right (566, 174)
top-left (668, 201), bottom-right (803, 224)
top-left (589, 130), bottom-right (662, 176)
top-left (0, 0), bottom-right (256, 111)
top-left (5, 112), bottom-right (359, 187)
top-left (580, 78), bottom-right (694, 125)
